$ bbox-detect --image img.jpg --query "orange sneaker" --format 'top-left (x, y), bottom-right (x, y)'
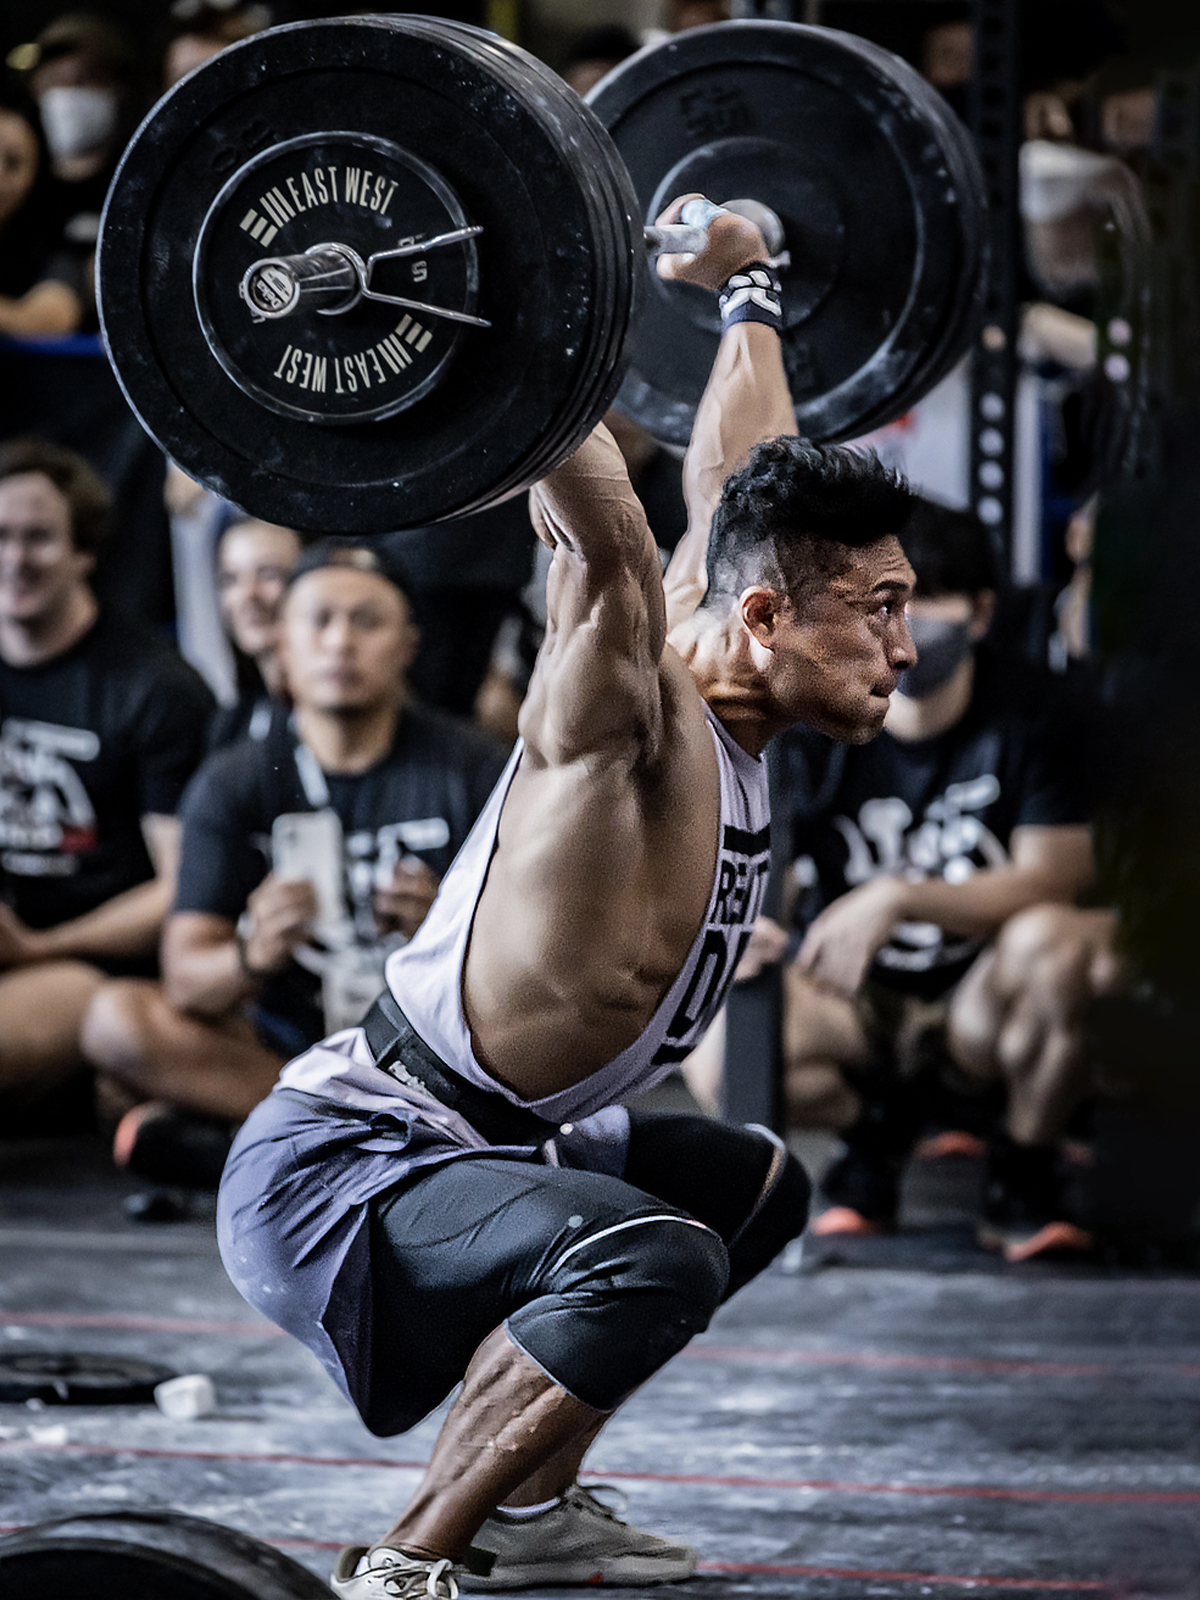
top-left (809, 1206), bottom-right (885, 1237)
top-left (1002, 1221), bottom-right (1095, 1264)
top-left (914, 1130), bottom-right (987, 1161)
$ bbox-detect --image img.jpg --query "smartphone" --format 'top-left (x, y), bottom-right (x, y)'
top-left (271, 810), bottom-right (347, 935)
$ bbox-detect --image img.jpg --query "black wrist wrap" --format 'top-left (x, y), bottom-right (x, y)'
top-left (719, 262), bottom-right (783, 332)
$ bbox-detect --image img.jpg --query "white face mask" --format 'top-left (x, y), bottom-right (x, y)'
top-left (39, 85), bottom-right (118, 161)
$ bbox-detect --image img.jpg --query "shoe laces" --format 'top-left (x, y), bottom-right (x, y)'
top-left (568, 1483), bottom-right (629, 1523)
top-left (379, 1556), bottom-right (458, 1599)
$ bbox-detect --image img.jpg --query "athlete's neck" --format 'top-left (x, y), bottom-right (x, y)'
top-left (294, 695), bottom-right (401, 774)
top-left (0, 583), bottom-right (98, 667)
top-left (885, 653), bottom-right (975, 741)
top-left (672, 609), bottom-right (777, 758)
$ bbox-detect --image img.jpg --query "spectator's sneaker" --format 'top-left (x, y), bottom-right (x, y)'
top-left (331, 1547), bottom-right (458, 1599)
top-left (818, 1143), bottom-right (901, 1231)
top-left (978, 1134), bottom-right (1094, 1262)
top-left (113, 1102), bottom-right (234, 1191)
top-left (809, 1204), bottom-right (884, 1237)
top-left (913, 1130), bottom-right (987, 1161)
top-left (463, 1484), bottom-right (697, 1589)
top-left (988, 1219), bottom-right (1095, 1264)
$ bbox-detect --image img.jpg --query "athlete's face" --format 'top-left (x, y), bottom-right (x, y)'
top-left (279, 567), bottom-right (419, 714)
top-left (743, 535), bottom-right (916, 742)
top-left (0, 472), bottom-right (94, 627)
top-left (217, 520), bottom-right (301, 662)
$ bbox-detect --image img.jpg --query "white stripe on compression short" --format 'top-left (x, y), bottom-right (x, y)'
top-left (548, 1213), bottom-right (718, 1279)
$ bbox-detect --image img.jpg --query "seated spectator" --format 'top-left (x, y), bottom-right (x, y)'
top-left (0, 438), bottom-right (214, 1118)
top-left (23, 13), bottom-right (141, 330)
top-left (162, 3), bottom-right (268, 90)
top-left (0, 86), bottom-right (83, 336)
top-left (561, 25), bottom-right (640, 97)
top-left (82, 542), bottom-right (509, 1178)
top-left (743, 498), bottom-right (1095, 1257)
top-left (209, 516), bottom-right (302, 749)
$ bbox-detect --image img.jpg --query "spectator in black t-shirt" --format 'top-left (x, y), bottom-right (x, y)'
top-left (161, 5), bottom-right (266, 92)
top-left (82, 541), bottom-right (508, 1169)
top-left (208, 516), bottom-right (302, 751)
top-left (0, 438), bottom-right (214, 1114)
top-left (736, 500), bottom-right (1096, 1257)
top-left (25, 14), bottom-right (140, 332)
top-left (0, 88), bottom-right (83, 337)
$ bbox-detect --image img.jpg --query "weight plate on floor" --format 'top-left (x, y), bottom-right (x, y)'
top-left (0, 1352), bottom-right (175, 1405)
top-left (0, 1511), bottom-right (332, 1599)
top-left (99, 17), bottom-right (638, 533)
top-left (589, 20), bottom-right (987, 446)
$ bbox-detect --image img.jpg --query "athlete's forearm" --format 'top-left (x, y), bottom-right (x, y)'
top-left (665, 324), bottom-right (797, 630)
top-left (531, 424), bottom-right (657, 575)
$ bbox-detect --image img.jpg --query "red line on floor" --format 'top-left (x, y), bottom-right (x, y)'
top-left (685, 1346), bottom-right (1119, 1378)
top-left (0, 1309), bottom-right (284, 1337)
top-left (3, 1439), bottom-right (1196, 1506)
top-left (698, 1561), bottom-right (1109, 1590)
top-left (0, 1526), bottom-right (1110, 1590)
top-left (4, 1309), bottom-right (1197, 1380)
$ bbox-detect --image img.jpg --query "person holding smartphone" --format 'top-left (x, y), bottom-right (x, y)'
top-left (81, 543), bottom-right (508, 1183)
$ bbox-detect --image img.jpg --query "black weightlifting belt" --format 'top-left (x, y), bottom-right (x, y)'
top-left (361, 989), bottom-right (561, 1148)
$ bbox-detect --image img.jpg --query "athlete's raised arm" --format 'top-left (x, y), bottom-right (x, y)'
top-left (658, 198), bottom-right (799, 635)
top-left (524, 423), bottom-right (668, 768)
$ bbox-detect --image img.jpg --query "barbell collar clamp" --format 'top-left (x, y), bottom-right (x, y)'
top-left (240, 226), bottom-right (491, 328)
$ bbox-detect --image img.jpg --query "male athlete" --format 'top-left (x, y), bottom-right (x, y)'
top-left (218, 199), bottom-right (918, 1599)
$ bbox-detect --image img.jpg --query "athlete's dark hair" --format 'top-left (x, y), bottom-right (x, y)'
top-left (900, 497), bottom-right (999, 598)
top-left (702, 436), bottom-right (914, 610)
top-left (0, 437), bottom-right (111, 553)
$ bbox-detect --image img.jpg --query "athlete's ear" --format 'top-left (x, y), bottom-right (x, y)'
top-left (740, 586), bottom-right (782, 648)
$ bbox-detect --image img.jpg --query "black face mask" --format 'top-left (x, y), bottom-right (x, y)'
top-left (897, 615), bottom-right (973, 700)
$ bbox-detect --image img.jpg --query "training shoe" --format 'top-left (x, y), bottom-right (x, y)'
top-left (113, 1101), bottom-right (234, 1190)
top-left (977, 1134), bottom-right (1094, 1263)
top-left (462, 1484), bottom-right (697, 1590)
top-left (809, 1204), bottom-right (884, 1237)
top-left (331, 1546), bottom-right (459, 1599)
top-left (818, 1143), bottom-right (901, 1231)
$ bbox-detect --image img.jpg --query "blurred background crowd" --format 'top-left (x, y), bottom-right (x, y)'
top-left (0, 0), bottom-right (1196, 1265)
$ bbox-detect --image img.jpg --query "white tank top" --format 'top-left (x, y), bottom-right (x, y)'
top-left (382, 704), bottom-right (771, 1123)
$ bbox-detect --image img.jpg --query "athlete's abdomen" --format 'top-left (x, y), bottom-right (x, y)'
top-left (464, 743), bottom-right (719, 1099)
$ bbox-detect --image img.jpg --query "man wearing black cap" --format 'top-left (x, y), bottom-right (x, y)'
top-left (82, 541), bottom-right (508, 1173)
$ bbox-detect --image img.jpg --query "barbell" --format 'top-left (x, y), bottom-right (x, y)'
top-left (97, 15), bottom-right (985, 534)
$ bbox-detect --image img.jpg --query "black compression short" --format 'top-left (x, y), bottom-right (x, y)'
top-left (360, 1110), bottom-right (810, 1436)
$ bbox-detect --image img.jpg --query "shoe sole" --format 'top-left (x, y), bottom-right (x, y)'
top-left (462, 1555), bottom-right (698, 1589)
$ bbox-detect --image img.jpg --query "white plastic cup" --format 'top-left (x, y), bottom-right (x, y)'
top-left (154, 1373), bottom-right (216, 1420)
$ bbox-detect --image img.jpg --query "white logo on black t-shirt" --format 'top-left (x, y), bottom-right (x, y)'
top-left (824, 774), bottom-right (1006, 973)
top-left (0, 717), bottom-right (100, 877)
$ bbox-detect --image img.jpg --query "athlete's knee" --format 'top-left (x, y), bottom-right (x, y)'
top-left (553, 1211), bottom-right (730, 1325)
top-left (762, 1147), bottom-right (811, 1245)
top-left (725, 1140), bottom-right (809, 1295)
top-left (509, 1212), bottom-right (729, 1410)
